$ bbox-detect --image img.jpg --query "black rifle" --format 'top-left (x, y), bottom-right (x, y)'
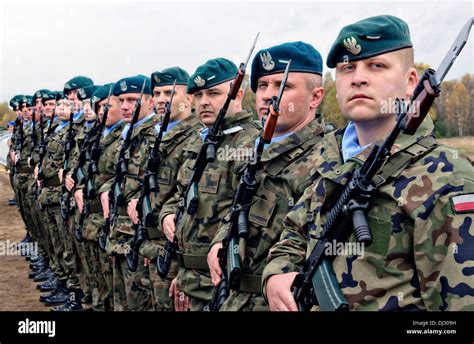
top-left (76, 85), bottom-right (114, 242)
top-left (60, 105), bottom-right (77, 221)
top-left (99, 79), bottom-right (147, 252)
top-left (291, 17), bottom-right (473, 312)
top-left (14, 115), bottom-right (24, 174)
top-left (126, 80), bottom-right (177, 271)
top-left (209, 60), bottom-right (292, 311)
top-left (157, 33), bottom-right (260, 279)
top-left (37, 112), bottom-right (56, 184)
top-left (28, 108), bottom-right (37, 168)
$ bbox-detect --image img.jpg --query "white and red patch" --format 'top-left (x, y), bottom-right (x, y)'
top-left (451, 194), bottom-right (474, 213)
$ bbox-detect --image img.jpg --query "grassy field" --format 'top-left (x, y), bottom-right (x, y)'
top-left (438, 136), bottom-right (474, 161)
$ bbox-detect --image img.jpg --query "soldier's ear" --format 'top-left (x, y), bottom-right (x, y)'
top-left (406, 67), bottom-right (419, 99)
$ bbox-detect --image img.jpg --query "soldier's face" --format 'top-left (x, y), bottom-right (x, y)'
top-left (153, 85), bottom-right (189, 121)
top-left (193, 81), bottom-right (233, 126)
top-left (118, 93), bottom-right (151, 123)
top-left (335, 50), bottom-right (418, 123)
top-left (99, 97), bottom-right (123, 126)
top-left (21, 104), bottom-right (31, 120)
top-left (43, 100), bottom-right (56, 118)
top-left (83, 100), bottom-right (97, 122)
top-left (256, 72), bottom-right (324, 133)
top-left (35, 98), bottom-right (44, 113)
top-left (56, 99), bottom-right (73, 121)
top-left (67, 90), bottom-right (82, 112)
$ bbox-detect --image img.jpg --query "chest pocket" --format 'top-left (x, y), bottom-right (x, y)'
top-left (158, 167), bottom-right (172, 185)
top-left (248, 192), bottom-right (277, 228)
top-left (199, 172), bottom-right (221, 194)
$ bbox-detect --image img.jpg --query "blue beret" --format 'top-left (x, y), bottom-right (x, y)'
top-left (113, 75), bottom-right (151, 96)
top-left (77, 85), bottom-right (101, 101)
top-left (250, 41), bottom-right (323, 92)
top-left (187, 58), bottom-right (237, 94)
top-left (63, 76), bottom-right (94, 95)
top-left (8, 121), bottom-right (16, 127)
top-left (151, 67), bottom-right (189, 93)
top-left (327, 15), bottom-right (412, 68)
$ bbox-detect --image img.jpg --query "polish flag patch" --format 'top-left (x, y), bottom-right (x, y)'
top-left (451, 194), bottom-right (474, 213)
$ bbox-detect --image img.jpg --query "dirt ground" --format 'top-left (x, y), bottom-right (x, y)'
top-left (0, 168), bottom-right (46, 311)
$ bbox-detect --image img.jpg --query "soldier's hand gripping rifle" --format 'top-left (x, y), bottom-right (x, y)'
top-left (157, 33), bottom-right (260, 279)
top-left (76, 85), bottom-right (114, 242)
top-left (126, 80), bottom-right (177, 272)
top-left (99, 79), bottom-right (147, 252)
top-left (291, 17), bottom-right (474, 312)
top-left (60, 104), bottom-right (77, 221)
top-left (209, 60), bottom-right (292, 312)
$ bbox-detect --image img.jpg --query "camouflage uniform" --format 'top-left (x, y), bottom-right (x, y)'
top-left (82, 120), bottom-right (126, 311)
top-left (104, 115), bottom-right (156, 311)
top-left (139, 114), bottom-right (203, 311)
top-left (213, 115), bottom-right (326, 311)
top-left (159, 111), bottom-right (261, 311)
top-left (66, 120), bottom-right (98, 308)
top-left (38, 121), bottom-right (69, 284)
top-left (263, 118), bottom-right (474, 311)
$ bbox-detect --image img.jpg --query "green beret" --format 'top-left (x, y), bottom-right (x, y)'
top-left (327, 15), bottom-right (412, 68)
top-left (90, 83), bottom-right (114, 113)
top-left (250, 41), bottom-right (322, 92)
top-left (187, 58), bottom-right (237, 94)
top-left (18, 95), bottom-right (34, 108)
top-left (77, 85), bottom-right (101, 101)
top-left (113, 75), bottom-right (151, 96)
top-left (33, 89), bottom-right (50, 103)
top-left (40, 90), bottom-right (57, 104)
top-left (55, 91), bottom-right (66, 101)
top-left (9, 95), bottom-right (23, 109)
top-left (63, 76), bottom-right (94, 95)
top-left (151, 67), bottom-right (189, 93)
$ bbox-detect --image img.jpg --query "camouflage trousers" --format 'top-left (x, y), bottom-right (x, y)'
top-left (219, 291), bottom-right (269, 311)
top-left (82, 239), bottom-right (114, 311)
top-left (42, 204), bottom-right (68, 282)
top-left (176, 268), bottom-right (214, 311)
top-left (59, 203), bottom-right (81, 290)
top-left (140, 239), bottom-right (178, 311)
top-left (112, 254), bottom-right (154, 311)
top-left (25, 179), bottom-right (49, 257)
top-left (68, 206), bottom-right (93, 306)
top-left (15, 173), bottom-right (34, 236)
top-left (83, 211), bottom-right (115, 311)
top-left (108, 215), bottom-right (154, 311)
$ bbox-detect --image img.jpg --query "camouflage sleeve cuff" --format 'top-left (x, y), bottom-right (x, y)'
top-left (211, 221), bottom-right (230, 248)
top-left (261, 257), bottom-right (301, 302)
top-left (99, 181), bottom-right (112, 194)
top-left (158, 197), bottom-right (179, 233)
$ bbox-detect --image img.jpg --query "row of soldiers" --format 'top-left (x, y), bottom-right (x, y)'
top-left (6, 14), bottom-right (474, 312)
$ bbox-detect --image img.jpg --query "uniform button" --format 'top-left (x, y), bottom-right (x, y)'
top-left (335, 169), bottom-right (341, 175)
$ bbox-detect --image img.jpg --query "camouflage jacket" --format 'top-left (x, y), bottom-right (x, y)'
top-left (263, 117), bottom-right (474, 311)
top-left (37, 121), bottom-right (64, 206)
top-left (69, 121), bottom-right (99, 183)
top-left (15, 122), bottom-right (33, 174)
top-left (159, 111), bottom-right (261, 299)
top-left (212, 115), bottom-right (326, 303)
top-left (143, 114), bottom-right (203, 243)
top-left (103, 114), bottom-right (157, 236)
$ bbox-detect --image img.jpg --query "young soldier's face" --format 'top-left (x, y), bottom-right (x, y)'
top-left (21, 104), bottom-right (32, 120)
top-left (193, 81), bottom-right (232, 127)
top-left (67, 89), bottom-right (82, 112)
top-left (256, 72), bottom-right (323, 133)
top-left (118, 93), bottom-right (151, 123)
top-left (56, 99), bottom-right (72, 121)
top-left (35, 98), bottom-right (44, 113)
top-left (152, 85), bottom-right (189, 121)
top-left (99, 97), bottom-right (122, 127)
top-left (43, 100), bottom-right (56, 118)
top-left (335, 50), bottom-right (418, 123)
top-left (83, 100), bottom-right (97, 122)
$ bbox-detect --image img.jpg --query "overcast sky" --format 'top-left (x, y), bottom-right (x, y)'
top-left (0, 0), bottom-right (472, 102)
